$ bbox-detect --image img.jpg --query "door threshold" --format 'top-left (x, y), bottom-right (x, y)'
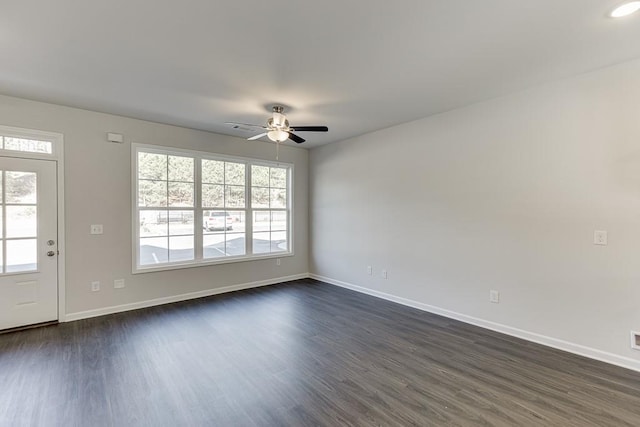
top-left (0, 320), bottom-right (59, 335)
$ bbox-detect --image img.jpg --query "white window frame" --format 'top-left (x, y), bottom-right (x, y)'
top-left (132, 143), bottom-right (294, 274)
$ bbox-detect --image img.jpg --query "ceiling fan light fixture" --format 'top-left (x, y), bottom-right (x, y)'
top-left (610, 1), bottom-right (640, 17)
top-left (267, 129), bottom-right (289, 143)
top-left (272, 111), bottom-right (287, 128)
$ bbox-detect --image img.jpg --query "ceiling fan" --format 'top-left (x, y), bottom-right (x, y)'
top-left (226, 106), bottom-right (328, 144)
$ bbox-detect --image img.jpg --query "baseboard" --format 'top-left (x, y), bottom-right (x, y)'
top-left (65, 273), bottom-right (309, 322)
top-left (309, 273), bottom-right (640, 373)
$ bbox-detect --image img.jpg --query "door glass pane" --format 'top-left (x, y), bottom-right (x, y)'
top-left (6, 239), bottom-right (37, 272)
top-left (139, 237), bottom-right (168, 265)
top-left (6, 206), bottom-right (37, 238)
top-left (4, 137), bottom-right (52, 154)
top-left (5, 172), bottom-right (36, 204)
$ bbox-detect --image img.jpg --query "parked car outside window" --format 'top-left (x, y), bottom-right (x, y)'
top-left (203, 211), bottom-right (233, 231)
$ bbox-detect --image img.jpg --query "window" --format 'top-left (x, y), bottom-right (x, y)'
top-left (133, 145), bottom-right (292, 272)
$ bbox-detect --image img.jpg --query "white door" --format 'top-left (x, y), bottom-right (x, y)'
top-left (0, 157), bottom-right (58, 330)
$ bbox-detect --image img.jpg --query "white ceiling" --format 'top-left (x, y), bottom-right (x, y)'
top-left (1, 1), bottom-right (640, 148)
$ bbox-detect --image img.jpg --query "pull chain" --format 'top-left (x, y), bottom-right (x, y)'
top-left (276, 140), bottom-right (280, 161)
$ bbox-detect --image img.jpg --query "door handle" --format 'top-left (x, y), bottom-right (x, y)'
top-left (47, 251), bottom-right (55, 257)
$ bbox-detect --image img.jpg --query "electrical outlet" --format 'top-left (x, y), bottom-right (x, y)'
top-left (91, 281), bottom-right (100, 292)
top-left (594, 230), bottom-right (607, 246)
top-left (90, 224), bottom-right (103, 235)
top-left (276, 258), bottom-right (281, 266)
top-left (367, 266), bottom-right (372, 275)
top-left (490, 290), bottom-right (500, 303)
top-left (114, 279), bottom-right (125, 289)
top-left (382, 269), bottom-right (388, 279)
top-left (631, 331), bottom-right (640, 350)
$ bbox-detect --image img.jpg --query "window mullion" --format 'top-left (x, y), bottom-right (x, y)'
top-left (246, 163), bottom-right (253, 255)
top-left (194, 157), bottom-right (203, 261)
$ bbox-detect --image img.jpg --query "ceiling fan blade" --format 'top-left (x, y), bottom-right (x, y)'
top-left (225, 122), bottom-right (267, 130)
top-left (290, 126), bottom-right (328, 132)
top-left (287, 132), bottom-right (306, 144)
top-left (247, 133), bottom-right (267, 141)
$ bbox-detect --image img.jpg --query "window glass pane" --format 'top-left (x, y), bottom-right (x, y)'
top-left (202, 184), bottom-right (224, 207)
top-left (139, 237), bottom-right (168, 265)
top-left (271, 211), bottom-right (287, 232)
top-left (6, 206), bottom-right (37, 238)
top-left (225, 233), bottom-right (246, 256)
top-left (168, 156), bottom-right (194, 182)
top-left (0, 244), bottom-right (3, 272)
top-left (270, 167), bottom-right (287, 188)
top-left (140, 210), bottom-right (168, 237)
top-left (138, 152), bottom-right (167, 180)
top-left (202, 159), bottom-right (224, 184)
top-left (252, 211), bottom-right (270, 233)
top-left (203, 234), bottom-right (225, 258)
top-left (252, 232), bottom-right (271, 254)
top-left (0, 212), bottom-right (3, 239)
top-left (168, 211), bottom-right (194, 235)
top-left (251, 187), bottom-right (269, 208)
top-left (6, 239), bottom-right (37, 272)
top-left (225, 162), bottom-right (245, 185)
top-left (270, 188), bottom-right (287, 209)
top-left (169, 236), bottom-right (194, 262)
top-left (139, 180), bottom-right (167, 207)
top-left (228, 210), bottom-right (245, 231)
top-left (271, 231), bottom-right (288, 252)
top-left (203, 210), bottom-right (232, 232)
top-left (4, 137), bottom-right (52, 154)
top-left (225, 185), bottom-right (245, 208)
top-left (5, 171), bottom-right (36, 204)
top-left (168, 182), bottom-right (194, 207)
top-left (136, 148), bottom-right (291, 269)
top-left (251, 165), bottom-right (269, 187)
top-left (0, 172), bottom-right (3, 203)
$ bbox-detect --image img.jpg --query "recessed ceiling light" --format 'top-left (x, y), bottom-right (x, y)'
top-left (610, 1), bottom-right (640, 18)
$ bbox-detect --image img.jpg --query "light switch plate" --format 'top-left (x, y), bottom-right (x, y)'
top-left (594, 230), bottom-right (607, 246)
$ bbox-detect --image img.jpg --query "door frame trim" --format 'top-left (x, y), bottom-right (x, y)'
top-left (0, 125), bottom-right (66, 322)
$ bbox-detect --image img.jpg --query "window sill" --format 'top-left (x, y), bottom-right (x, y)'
top-left (132, 251), bottom-right (295, 275)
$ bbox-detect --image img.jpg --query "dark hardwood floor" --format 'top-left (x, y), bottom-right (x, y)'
top-left (1, 278), bottom-right (640, 426)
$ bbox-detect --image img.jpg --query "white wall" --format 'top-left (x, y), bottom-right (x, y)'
top-left (310, 58), bottom-right (640, 369)
top-left (0, 94), bottom-right (309, 316)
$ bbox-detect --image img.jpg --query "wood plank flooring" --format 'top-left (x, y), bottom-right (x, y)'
top-left (1, 278), bottom-right (640, 426)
